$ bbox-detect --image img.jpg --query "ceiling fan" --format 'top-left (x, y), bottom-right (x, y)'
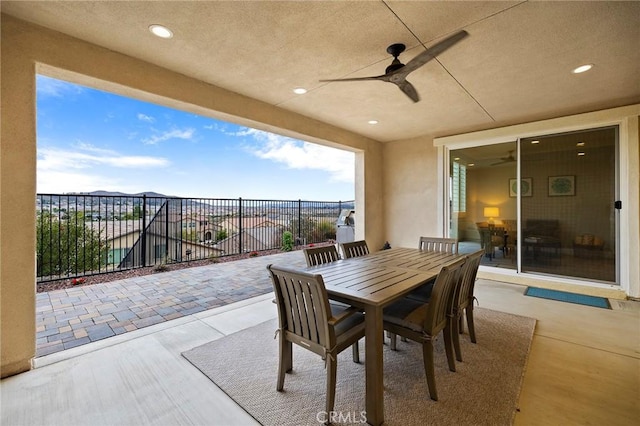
top-left (319, 30), bottom-right (468, 103)
top-left (491, 151), bottom-right (516, 166)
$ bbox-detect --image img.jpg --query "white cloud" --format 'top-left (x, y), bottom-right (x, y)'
top-left (142, 128), bottom-right (195, 145)
top-left (137, 113), bottom-right (155, 123)
top-left (38, 143), bottom-right (170, 171)
top-left (37, 170), bottom-right (126, 194)
top-left (36, 75), bottom-right (84, 98)
top-left (37, 143), bottom-right (170, 193)
top-left (238, 128), bottom-right (354, 183)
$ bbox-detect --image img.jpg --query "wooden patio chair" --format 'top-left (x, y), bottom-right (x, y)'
top-left (383, 257), bottom-right (466, 401)
top-left (340, 240), bottom-right (370, 259)
top-left (418, 236), bottom-right (459, 253)
top-left (267, 264), bottom-right (365, 422)
top-left (406, 237), bottom-right (459, 303)
top-left (303, 245), bottom-right (339, 267)
top-left (452, 249), bottom-right (484, 354)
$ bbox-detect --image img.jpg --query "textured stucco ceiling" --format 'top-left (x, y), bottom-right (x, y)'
top-left (2, 1), bottom-right (639, 143)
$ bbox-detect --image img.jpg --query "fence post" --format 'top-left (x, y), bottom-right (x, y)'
top-left (165, 198), bottom-right (170, 263)
top-left (141, 195), bottom-right (147, 267)
top-left (238, 197), bottom-right (243, 254)
top-left (298, 199), bottom-right (302, 242)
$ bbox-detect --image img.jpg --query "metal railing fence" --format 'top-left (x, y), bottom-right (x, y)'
top-left (36, 194), bottom-right (353, 283)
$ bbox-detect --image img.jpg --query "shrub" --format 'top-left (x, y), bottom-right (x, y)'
top-left (282, 231), bottom-right (294, 252)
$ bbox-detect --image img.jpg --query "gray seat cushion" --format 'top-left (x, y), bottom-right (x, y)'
top-left (383, 298), bottom-right (426, 333)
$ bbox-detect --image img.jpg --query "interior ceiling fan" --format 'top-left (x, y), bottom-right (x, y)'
top-left (491, 151), bottom-right (516, 166)
top-left (319, 30), bottom-right (468, 103)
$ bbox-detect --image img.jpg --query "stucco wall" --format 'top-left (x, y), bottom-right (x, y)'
top-left (0, 18), bottom-right (38, 378)
top-left (381, 137), bottom-right (441, 249)
top-left (0, 15), bottom-right (384, 377)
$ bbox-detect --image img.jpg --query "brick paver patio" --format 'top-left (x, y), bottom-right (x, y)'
top-left (35, 251), bottom-right (306, 357)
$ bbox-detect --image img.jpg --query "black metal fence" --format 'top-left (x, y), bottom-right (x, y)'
top-left (36, 194), bottom-right (354, 283)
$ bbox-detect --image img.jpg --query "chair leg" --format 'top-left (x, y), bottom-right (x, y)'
top-left (351, 342), bottom-right (360, 363)
top-left (466, 306), bottom-right (477, 344)
top-left (458, 314), bottom-right (464, 334)
top-left (452, 315), bottom-right (463, 362)
top-left (422, 340), bottom-right (438, 401)
top-left (325, 352), bottom-right (338, 424)
top-left (277, 339), bottom-right (292, 391)
top-left (389, 333), bottom-right (397, 351)
top-left (443, 322), bottom-right (456, 372)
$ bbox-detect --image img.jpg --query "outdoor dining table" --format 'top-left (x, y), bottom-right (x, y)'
top-left (304, 247), bottom-right (465, 426)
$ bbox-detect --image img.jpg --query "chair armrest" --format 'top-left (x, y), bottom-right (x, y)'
top-left (328, 306), bottom-right (362, 326)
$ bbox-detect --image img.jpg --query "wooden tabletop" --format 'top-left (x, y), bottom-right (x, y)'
top-left (308, 258), bottom-right (437, 307)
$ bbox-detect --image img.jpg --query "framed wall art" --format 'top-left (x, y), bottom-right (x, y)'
top-left (548, 175), bottom-right (575, 196)
top-left (509, 178), bottom-right (532, 197)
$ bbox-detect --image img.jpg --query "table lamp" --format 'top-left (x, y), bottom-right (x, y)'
top-left (484, 207), bottom-right (500, 225)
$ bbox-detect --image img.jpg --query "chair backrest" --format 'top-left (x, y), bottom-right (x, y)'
top-left (422, 257), bottom-right (466, 335)
top-left (267, 264), bottom-right (333, 357)
top-left (452, 249), bottom-right (484, 312)
top-left (303, 245), bottom-right (339, 267)
top-left (340, 240), bottom-right (370, 259)
top-left (418, 237), bottom-right (459, 254)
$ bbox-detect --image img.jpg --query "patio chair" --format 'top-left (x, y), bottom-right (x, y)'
top-left (340, 240), bottom-right (370, 259)
top-left (267, 264), bottom-right (365, 421)
top-left (303, 245), bottom-right (339, 267)
top-left (383, 257), bottom-right (466, 401)
top-left (450, 249), bottom-right (484, 361)
top-left (406, 237), bottom-right (459, 302)
top-left (418, 236), bottom-right (459, 253)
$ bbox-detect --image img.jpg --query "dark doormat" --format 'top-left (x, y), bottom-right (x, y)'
top-left (524, 287), bottom-right (611, 309)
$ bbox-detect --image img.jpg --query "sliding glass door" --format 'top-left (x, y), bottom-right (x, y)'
top-left (519, 127), bottom-right (617, 282)
top-left (450, 142), bottom-right (517, 271)
top-left (450, 126), bottom-right (618, 284)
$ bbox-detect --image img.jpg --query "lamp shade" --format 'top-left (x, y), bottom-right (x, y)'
top-left (483, 207), bottom-right (500, 218)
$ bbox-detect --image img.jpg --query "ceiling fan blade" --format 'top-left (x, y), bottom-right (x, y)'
top-left (395, 80), bottom-right (420, 102)
top-left (392, 30), bottom-right (469, 78)
top-left (319, 76), bottom-right (383, 83)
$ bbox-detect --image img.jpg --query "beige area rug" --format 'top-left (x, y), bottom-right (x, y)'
top-left (183, 308), bottom-right (535, 426)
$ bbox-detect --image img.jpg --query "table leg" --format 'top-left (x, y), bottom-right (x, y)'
top-left (364, 305), bottom-right (384, 426)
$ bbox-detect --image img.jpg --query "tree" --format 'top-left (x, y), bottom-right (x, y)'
top-left (216, 229), bottom-right (228, 242)
top-left (36, 212), bottom-right (109, 277)
top-left (289, 216), bottom-right (337, 244)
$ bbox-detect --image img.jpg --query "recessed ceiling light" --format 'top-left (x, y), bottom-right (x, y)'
top-left (578, 152), bottom-right (586, 156)
top-left (531, 140), bottom-right (540, 144)
top-left (367, 120), bottom-right (378, 125)
top-left (149, 24), bottom-right (173, 39)
top-left (293, 88), bottom-right (307, 94)
top-left (453, 157), bottom-right (460, 161)
top-left (576, 142), bottom-right (585, 146)
top-left (468, 163), bottom-right (475, 167)
top-left (572, 64), bottom-right (593, 74)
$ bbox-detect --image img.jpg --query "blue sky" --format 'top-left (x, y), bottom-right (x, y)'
top-left (36, 75), bottom-right (355, 201)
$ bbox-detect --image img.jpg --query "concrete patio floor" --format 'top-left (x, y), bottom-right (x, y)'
top-left (36, 251), bottom-right (307, 357)
top-left (3, 262), bottom-right (638, 425)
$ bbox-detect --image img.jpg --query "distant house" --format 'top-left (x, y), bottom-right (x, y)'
top-left (214, 226), bottom-right (283, 254)
top-left (218, 217), bottom-right (284, 235)
top-left (181, 213), bottom-right (221, 243)
top-left (91, 200), bottom-right (222, 268)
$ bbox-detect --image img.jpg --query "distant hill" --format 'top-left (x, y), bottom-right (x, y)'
top-left (73, 191), bottom-right (174, 198)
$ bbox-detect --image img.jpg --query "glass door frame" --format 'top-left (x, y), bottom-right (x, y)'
top-left (441, 122), bottom-right (625, 288)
